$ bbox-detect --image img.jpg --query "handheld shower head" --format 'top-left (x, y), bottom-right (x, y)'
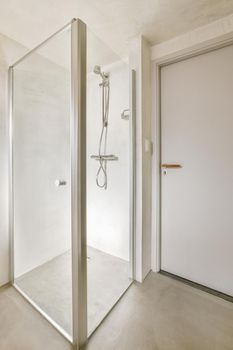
top-left (93, 65), bottom-right (102, 75)
top-left (93, 65), bottom-right (109, 81)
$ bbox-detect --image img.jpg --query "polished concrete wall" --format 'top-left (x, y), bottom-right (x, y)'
top-left (0, 34), bottom-right (28, 286)
top-left (87, 61), bottom-right (130, 261)
top-left (13, 53), bottom-right (71, 278)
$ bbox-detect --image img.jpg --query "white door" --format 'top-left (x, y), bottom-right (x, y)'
top-left (161, 44), bottom-right (233, 296)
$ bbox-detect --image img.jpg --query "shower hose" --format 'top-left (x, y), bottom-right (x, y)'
top-left (96, 79), bottom-right (110, 189)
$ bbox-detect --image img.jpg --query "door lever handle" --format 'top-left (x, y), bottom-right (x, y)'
top-left (161, 164), bottom-right (182, 169)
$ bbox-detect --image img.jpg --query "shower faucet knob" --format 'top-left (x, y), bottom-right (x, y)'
top-left (54, 179), bottom-right (67, 187)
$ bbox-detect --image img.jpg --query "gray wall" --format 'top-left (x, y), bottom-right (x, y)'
top-left (0, 34), bottom-right (28, 286)
top-left (13, 54), bottom-right (71, 278)
top-left (87, 61), bottom-right (130, 260)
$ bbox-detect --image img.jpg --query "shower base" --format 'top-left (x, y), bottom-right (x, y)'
top-left (14, 246), bottom-right (131, 337)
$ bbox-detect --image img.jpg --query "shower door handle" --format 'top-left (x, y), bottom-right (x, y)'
top-left (54, 179), bottom-right (67, 187)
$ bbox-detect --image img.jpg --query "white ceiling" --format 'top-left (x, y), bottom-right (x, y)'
top-left (0, 0), bottom-right (233, 58)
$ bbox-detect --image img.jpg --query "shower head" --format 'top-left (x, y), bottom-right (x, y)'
top-left (93, 65), bottom-right (109, 81)
top-left (93, 65), bottom-right (102, 75)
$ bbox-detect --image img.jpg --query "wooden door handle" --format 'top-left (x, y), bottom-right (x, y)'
top-left (161, 164), bottom-right (182, 168)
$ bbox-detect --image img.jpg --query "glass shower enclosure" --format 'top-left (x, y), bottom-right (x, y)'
top-left (9, 18), bottom-right (135, 348)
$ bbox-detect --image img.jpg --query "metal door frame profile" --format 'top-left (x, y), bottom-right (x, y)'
top-left (71, 18), bottom-right (87, 349)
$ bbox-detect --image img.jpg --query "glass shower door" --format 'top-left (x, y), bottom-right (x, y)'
top-left (86, 28), bottom-right (135, 335)
top-left (11, 23), bottom-right (73, 340)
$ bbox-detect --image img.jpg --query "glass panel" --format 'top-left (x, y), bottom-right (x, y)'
top-left (86, 28), bottom-right (133, 335)
top-left (13, 25), bottom-right (73, 339)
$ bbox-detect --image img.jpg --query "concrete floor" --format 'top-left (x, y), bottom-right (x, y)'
top-left (0, 284), bottom-right (72, 350)
top-left (86, 273), bottom-right (233, 350)
top-left (15, 246), bottom-right (131, 336)
top-left (1, 272), bottom-right (233, 349)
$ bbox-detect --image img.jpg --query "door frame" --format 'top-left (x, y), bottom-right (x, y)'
top-left (152, 35), bottom-right (233, 273)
